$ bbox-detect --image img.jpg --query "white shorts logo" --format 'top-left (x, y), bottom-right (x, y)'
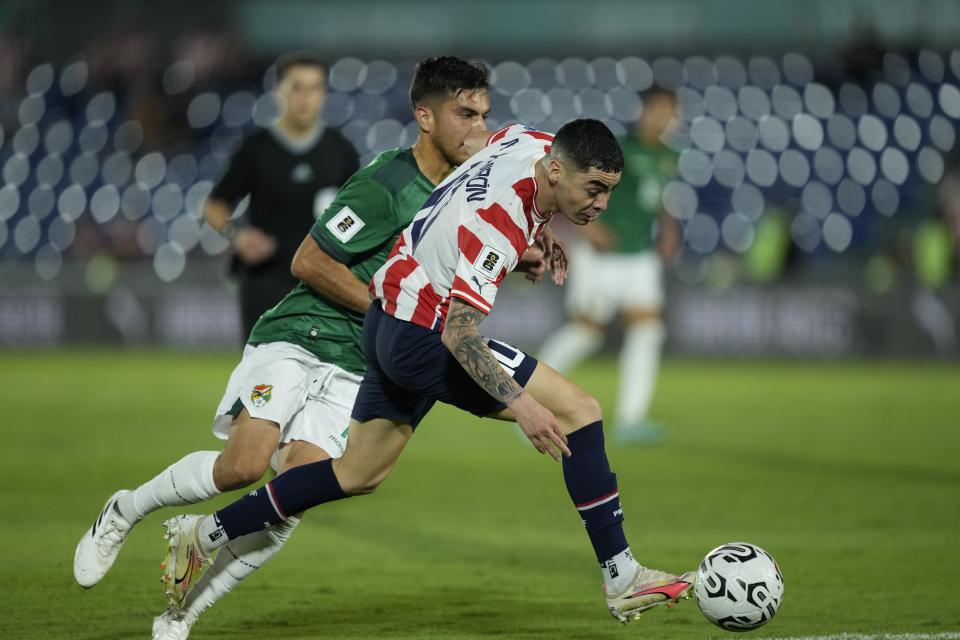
top-left (326, 207), bottom-right (365, 243)
top-left (472, 244), bottom-right (507, 281)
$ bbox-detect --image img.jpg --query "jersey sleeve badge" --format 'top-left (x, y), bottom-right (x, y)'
top-left (472, 244), bottom-right (507, 281)
top-left (326, 206), bottom-right (366, 243)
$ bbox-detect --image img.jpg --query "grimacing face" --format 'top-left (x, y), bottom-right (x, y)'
top-left (428, 88), bottom-right (490, 165)
top-left (553, 160), bottom-right (621, 225)
top-left (277, 64), bottom-right (327, 130)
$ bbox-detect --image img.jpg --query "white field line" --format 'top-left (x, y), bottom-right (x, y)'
top-left (762, 634), bottom-right (960, 640)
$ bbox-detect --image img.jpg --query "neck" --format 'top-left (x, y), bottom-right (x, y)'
top-left (533, 160), bottom-right (556, 215)
top-left (276, 118), bottom-right (317, 140)
top-left (411, 137), bottom-right (454, 185)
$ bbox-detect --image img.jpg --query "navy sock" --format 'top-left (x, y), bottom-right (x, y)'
top-left (215, 458), bottom-right (348, 540)
top-left (561, 421), bottom-right (628, 564)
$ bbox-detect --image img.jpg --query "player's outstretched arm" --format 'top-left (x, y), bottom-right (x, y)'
top-left (291, 235), bottom-right (371, 313)
top-left (441, 299), bottom-right (570, 460)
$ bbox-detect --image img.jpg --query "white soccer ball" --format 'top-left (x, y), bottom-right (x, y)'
top-left (694, 542), bottom-right (784, 632)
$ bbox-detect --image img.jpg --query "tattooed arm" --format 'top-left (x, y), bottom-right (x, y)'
top-left (442, 300), bottom-right (522, 403)
top-left (441, 299), bottom-right (570, 460)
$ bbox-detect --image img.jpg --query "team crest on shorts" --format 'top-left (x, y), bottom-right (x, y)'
top-left (251, 384), bottom-right (273, 408)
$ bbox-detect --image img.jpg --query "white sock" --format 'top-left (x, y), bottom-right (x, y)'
top-left (116, 451), bottom-right (220, 524)
top-left (614, 321), bottom-right (664, 429)
top-left (538, 322), bottom-right (604, 374)
top-left (602, 547), bottom-right (640, 595)
top-left (183, 516), bottom-right (301, 624)
top-left (197, 513), bottom-right (230, 553)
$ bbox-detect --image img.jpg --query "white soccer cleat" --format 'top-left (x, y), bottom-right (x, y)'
top-left (152, 607), bottom-right (193, 639)
top-left (161, 515), bottom-right (214, 611)
top-left (605, 566), bottom-right (695, 623)
top-left (73, 490), bottom-right (134, 588)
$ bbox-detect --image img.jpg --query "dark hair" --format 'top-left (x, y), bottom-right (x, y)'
top-left (275, 51), bottom-right (325, 81)
top-left (409, 56), bottom-right (489, 107)
top-left (552, 119), bottom-right (624, 173)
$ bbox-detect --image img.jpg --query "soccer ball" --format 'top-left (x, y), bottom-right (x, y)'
top-left (694, 542), bottom-right (784, 632)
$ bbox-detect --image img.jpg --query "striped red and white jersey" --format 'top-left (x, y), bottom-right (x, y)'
top-left (370, 124), bottom-right (554, 331)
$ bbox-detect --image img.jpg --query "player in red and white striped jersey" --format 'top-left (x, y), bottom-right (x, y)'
top-left (171, 119), bottom-right (696, 626)
top-left (371, 123), bottom-right (558, 329)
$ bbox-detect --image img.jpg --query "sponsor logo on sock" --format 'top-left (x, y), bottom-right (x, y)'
top-left (207, 529), bottom-right (223, 543)
top-left (606, 560), bottom-right (619, 578)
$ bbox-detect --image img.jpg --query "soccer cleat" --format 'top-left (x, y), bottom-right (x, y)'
top-left (152, 607), bottom-right (193, 639)
top-left (160, 515), bottom-right (214, 611)
top-left (605, 566), bottom-right (695, 623)
top-left (73, 490), bottom-right (134, 588)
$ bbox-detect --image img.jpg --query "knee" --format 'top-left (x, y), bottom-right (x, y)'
top-left (214, 454), bottom-right (271, 491)
top-left (345, 470), bottom-right (389, 495)
top-left (559, 390), bottom-right (603, 433)
top-left (334, 462), bottom-right (390, 496)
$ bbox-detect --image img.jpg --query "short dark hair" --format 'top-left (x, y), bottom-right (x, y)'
top-left (552, 119), bottom-right (624, 174)
top-left (275, 51), bottom-right (325, 81)
top-left (409, 56), bottom-right (489, 108)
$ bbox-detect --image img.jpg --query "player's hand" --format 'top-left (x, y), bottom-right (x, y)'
top-left (507, 392), bottom-right (571, 461)
top-left (517, 246), bottom-right (547, 283)
top-left (234, 227), bottom-right (277, 265)
top-left (537, 227), bottom-right (569, 286)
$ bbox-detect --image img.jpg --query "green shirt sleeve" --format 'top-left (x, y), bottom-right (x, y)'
top-left (310, 174), bottom-right (397, 264)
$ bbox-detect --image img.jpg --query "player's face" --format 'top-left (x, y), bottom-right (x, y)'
top-left (430, 89), bottom-right (490, 165)
top-left (277, 65), bottom-right (327, 130)
top-left (552, 161), bottom-right (621, 225)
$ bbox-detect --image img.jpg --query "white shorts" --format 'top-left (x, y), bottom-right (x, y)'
top-left (212, 341), bottom-right (362, 461)
top-left (565, 243), bottom-right (664, 325)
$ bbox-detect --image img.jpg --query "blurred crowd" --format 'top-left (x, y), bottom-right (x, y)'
top-left (0, 19), bottom-right (958, 294)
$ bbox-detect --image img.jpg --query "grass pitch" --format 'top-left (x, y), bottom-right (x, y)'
top-left (1, 351), bottom-right (958, 639)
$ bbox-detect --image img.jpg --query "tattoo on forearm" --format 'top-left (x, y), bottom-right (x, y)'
top-left (445, 303), bottom-right (523, 404)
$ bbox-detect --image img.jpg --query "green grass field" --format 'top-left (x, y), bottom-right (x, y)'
top-left (2, 351), bottom-right (959, 639)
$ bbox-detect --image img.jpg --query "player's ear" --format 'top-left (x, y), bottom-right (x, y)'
top-left (414, 103), bottom-right (434, 133)
top-left (547, 155), bottom-right (565, 185)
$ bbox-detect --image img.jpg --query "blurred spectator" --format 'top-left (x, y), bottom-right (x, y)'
top-left (539, 87), bottom-right (680, 444)
top-left (171, 24), bottom-right (249, 89)
top-left (202, 52), bottom-right (359, 339)
top-left (86, 17), bottom-right (154, 94)
top-left (840, 21), bottom-right (885, 83)
top-left (0, 16), bottom-right (30, 128)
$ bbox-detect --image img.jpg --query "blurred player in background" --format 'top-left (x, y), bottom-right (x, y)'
top-left (74, 56), bottom-right (540, 639)
top-left (160, 120), bottom-right (693, 629)
top-left (539, 87), bottom-right (680, 445)
top-left (203, 52), bottom-right (359, 339)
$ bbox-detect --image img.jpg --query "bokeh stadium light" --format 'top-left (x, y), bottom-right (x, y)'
top-left (1, 51), bottom-right (960, 284)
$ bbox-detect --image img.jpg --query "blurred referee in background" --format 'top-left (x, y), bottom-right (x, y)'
top-left (203, 52), bottom-right (359, 339)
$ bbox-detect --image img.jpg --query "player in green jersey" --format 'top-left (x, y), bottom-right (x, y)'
top-left (539, 87), bottom-right (681, 445)
top-left (73, 57), bottom-right (503, 639)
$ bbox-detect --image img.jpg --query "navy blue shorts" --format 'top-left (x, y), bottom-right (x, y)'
top-left (351, 301), bottom-right (538, 428)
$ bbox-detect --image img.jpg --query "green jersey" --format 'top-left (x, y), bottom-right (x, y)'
top-left (602, 137), bottom-right (677, 254)
top-left (247, 148), bottom-right (433, 375)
